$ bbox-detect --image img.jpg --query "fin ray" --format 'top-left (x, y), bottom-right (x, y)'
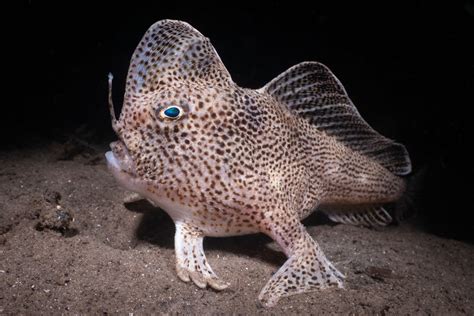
top-left (323, 206), bottom-right (393, 227)
top-left (261, 62), bottom-right (411, 175)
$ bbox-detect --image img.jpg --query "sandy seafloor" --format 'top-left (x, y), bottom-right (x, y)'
top-left (0, 141), bottom-right (472, 315)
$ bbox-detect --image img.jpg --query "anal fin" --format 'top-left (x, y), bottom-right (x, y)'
top-left (322, 206), bottom-right (392, 227)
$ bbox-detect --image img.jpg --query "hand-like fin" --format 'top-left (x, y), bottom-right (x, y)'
top-left (258, 212), bottom-right (344, 307)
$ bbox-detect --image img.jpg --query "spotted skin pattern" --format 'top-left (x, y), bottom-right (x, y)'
top-left (105, 20), bottom-right (411, 307)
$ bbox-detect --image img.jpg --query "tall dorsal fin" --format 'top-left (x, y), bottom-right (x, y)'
top-left (125, 20), bottom-right (232, 98)
top-left (261, 62), bottom-right (411, 176)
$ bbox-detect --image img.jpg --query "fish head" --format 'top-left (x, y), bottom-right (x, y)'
top-left (105, 20), bottom-right (250, 208)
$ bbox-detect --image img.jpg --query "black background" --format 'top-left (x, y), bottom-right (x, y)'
top-left (5, 1), bottom-right (474, 240)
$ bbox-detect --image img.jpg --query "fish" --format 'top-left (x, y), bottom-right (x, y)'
top-left (105, 19), bottom-right (411, 307)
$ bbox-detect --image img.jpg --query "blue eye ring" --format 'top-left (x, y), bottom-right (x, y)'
top-left (160, 105), bottom-right (183, 120)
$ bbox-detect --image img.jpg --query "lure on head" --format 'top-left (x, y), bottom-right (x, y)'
top-left (108, 73), bottom-right (121, 136)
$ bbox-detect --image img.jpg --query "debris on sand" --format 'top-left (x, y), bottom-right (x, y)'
top-left (35, 206), bottom-right (74, 236)
top-left (34, 190), bottom-right (76, 236)
top-left (364, 266), bottom-right (398, 281)
top-left (43, 188), bottom-right (62, 205)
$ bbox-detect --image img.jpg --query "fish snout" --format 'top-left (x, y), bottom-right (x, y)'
top-left (106, 141), bottom-right (136, 175)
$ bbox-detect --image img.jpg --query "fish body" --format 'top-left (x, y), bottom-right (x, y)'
top-left (106, 20), bottom-right (411, 307)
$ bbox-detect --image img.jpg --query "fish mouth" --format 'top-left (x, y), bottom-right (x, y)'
top-left (105, 141), bottom-right (136, 174)
top-left (105, 141), bottom-right (145, 192)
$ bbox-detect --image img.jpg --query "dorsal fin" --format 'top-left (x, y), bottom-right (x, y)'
top-left (261, 62), bottom-right (411, 175)
top-left (125, 20), bottom-right (232, 98)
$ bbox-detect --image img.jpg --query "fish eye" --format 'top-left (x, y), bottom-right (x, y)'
top-left (160, 105), bottom-right (183, 120)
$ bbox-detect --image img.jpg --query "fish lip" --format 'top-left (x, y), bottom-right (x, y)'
top-left (105, 141), bottom-right (151, 195)
top-left (105, 141), bottom-right (136, 176)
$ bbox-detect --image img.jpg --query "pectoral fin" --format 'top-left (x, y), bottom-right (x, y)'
top-left (258, 212), bottom-right (344, 307)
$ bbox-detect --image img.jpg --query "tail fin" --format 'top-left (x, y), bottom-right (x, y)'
top-left (392, 166), bottom-right (427, 223)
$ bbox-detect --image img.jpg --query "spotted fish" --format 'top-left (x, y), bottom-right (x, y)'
top-left (105, 20), bottom-right (411, 307)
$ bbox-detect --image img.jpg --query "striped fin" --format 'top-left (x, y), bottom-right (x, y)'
top-left (323, 206), bottom-right (393, 227)
top-left (261, 62), bottom-right (411, 176)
